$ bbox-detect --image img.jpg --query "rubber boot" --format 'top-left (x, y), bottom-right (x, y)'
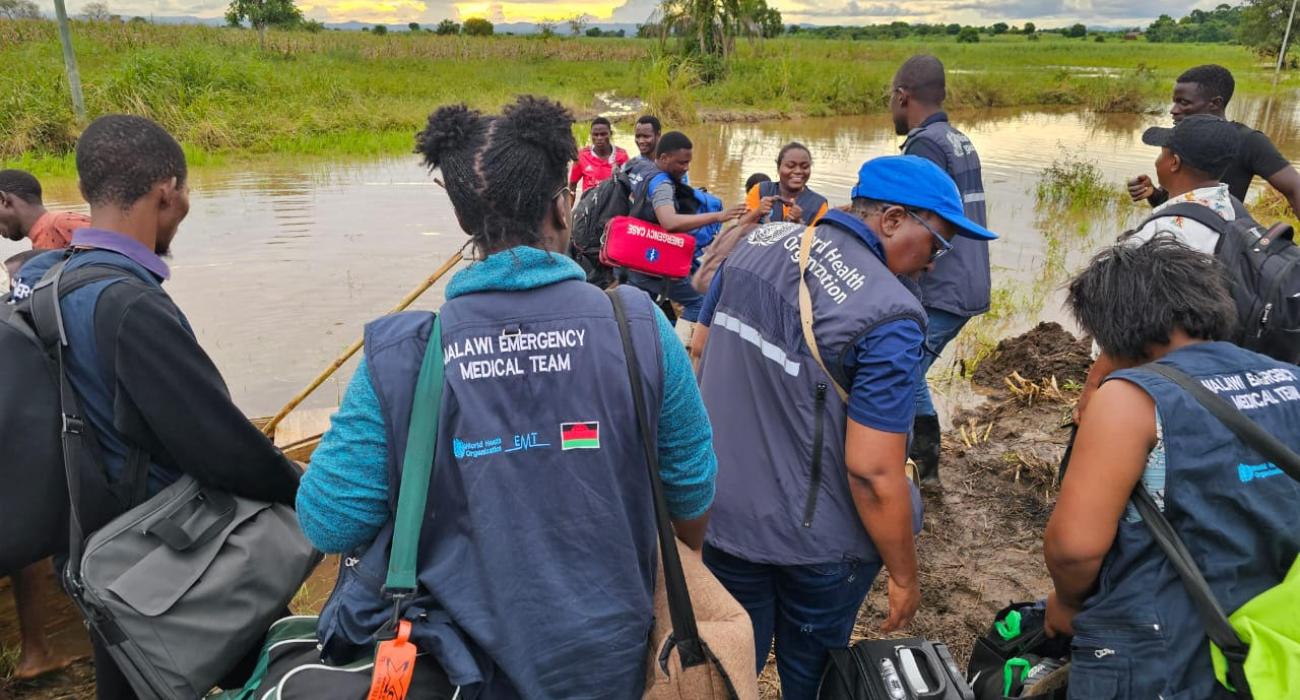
top-left (910, 414), bottom-right (942, 486)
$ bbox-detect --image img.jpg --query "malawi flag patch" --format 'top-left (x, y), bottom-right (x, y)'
top-left (560, 422), bottom-right (600, 450)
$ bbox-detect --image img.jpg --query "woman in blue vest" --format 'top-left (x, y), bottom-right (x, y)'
top-left (296, 96), bottom-right (719, 699)
top-left (739, 142), bottom-right (829, 226)
top-left (1044, 238), bottom-right (1300, 699)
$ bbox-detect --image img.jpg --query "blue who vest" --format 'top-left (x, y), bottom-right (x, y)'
top-left (902, 114), bottom-right (991, 318)
top-left (316, 281), bottom-right (665, 699)
top-left (1069, 342), bottom-right (1300, 700)
top-left (699, 218), bottom-right (925, 565)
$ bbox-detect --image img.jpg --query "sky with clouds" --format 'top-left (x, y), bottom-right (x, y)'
top-left (71, 0), bottom-right (1227, 28)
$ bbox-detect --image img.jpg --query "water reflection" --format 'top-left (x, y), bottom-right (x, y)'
top-left (16, 103), bottom-right (1297, 418)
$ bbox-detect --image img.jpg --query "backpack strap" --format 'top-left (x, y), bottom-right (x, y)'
top-left (1140, 202), bottom-right (1232, 237)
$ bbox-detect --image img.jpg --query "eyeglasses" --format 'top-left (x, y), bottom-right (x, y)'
top-left (906, 209), bottom-right (952, 263)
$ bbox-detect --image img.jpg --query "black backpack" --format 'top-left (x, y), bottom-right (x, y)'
top-left (0, 260), bottom-right (143, 575)
top-left (1141, 202), bottom-right (1300, 364)
top-left (571, 170), bottom-right (636, 256)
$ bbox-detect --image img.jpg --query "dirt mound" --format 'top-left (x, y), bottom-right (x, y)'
top-left (972, 322), bottom-right (1091, 389)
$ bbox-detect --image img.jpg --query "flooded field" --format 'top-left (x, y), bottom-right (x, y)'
top-left (13, 95), bottom-right (1300, 423)
top-left (3, 95), bottom-right (1300, 697)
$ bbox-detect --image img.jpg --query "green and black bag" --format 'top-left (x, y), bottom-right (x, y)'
top-left (216, 315), bottom-right (455, 700)
top-left (1129, 364), bottom-right (1300, 700)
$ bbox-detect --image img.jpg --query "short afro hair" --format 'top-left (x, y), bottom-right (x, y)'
top-left (0, 170), bottom-right (43, 205)
top-left (894, 54), bottom-right (946, 106)
top-left (591, 116), bottom-right (612, 129)
top-left (745, 172), bottom-right (772, 191)
top-left (656, 131), bottom-right (692, 157)
top-left (1067, 237), bottom-right (1237, 362)
top-left (636, 115), bottom-right (662, 134)
top-left (76, 115), bottom-right (187, 208)
top-left (1177, 64), bottom-right (1235, 107)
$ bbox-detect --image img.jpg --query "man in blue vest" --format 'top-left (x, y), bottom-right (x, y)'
top-left (11, 115), bottom-right (300, 700)
top-left (693, 156), bottom-right (998, 700)
top-left (890, 54), bottom-right (991, 486)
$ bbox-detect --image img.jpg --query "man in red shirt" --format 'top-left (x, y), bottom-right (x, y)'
top-left (568, 117), bottom-right (628, 197)
top-left (1, 169), bottom-right (90, 251)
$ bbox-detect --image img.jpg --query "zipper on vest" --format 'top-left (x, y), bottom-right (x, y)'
top-left (802, 382), bottom-right (829, 528)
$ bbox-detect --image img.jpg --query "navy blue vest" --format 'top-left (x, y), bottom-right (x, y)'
top-left (1069, 343), bottom-right (1300, 699)
top-left (699, 218), bottom-right (925, 565)
top-left (902, 115), bottom-right (991, 318)
top-left (317, 281), bottom-right (664, 700)
top-left (757, 180), bottom-right (827, 226)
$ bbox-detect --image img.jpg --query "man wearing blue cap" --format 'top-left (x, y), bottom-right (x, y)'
top-left (692, 156), bottom-right (997, 700)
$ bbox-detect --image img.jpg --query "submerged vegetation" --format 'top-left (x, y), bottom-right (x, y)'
top-left (1034, 151), bottom-right (1122, 212)
top-left (1, 18), bottom-right (1292, 172)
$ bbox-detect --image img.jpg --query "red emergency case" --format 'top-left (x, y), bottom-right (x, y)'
top-left (599, 216), bottom-right (696, 280)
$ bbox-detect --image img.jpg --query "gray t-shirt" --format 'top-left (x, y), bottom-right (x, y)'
top-left (650, 179), bottom-right (676, 211)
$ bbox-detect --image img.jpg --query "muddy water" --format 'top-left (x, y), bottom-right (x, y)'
top-left (4, 96), bottom-right (1300, 693)
top-left (14, 95), bottom-right (1300, 422)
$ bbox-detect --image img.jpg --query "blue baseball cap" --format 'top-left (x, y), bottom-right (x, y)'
top-left (849, 156), bottom-right (998, 241)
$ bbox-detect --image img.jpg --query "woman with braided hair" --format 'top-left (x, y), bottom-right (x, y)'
top-left (297, 96), bottom-right (719, 699)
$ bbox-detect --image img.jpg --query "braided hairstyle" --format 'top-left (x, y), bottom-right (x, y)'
top-left (415, 95), bottom-right (577, 253)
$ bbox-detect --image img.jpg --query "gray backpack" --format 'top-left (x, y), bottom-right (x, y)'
top-left (29, 259), bottom-right (321, 699)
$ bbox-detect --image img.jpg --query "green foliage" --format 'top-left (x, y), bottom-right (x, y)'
top-left (992, 22), bottom-right (1008, 35)
top-left (536, 20), bottom-right (555, 37)
top-left (586, 27), bottom-right (602, 37)
top-left (946, 23), bottom-right (960, 35)
top-left (567, 15), bottom-right (587, 35)
top-left (657, 0), bottom-right (781, 68)
top-left (1240, 0), bottom-right (1300, 62)
top-left (1147, 5), bottom-right (1242, 43)
top-left (1066, 23), bottom-right (1086, 38)
top-left (372, 24), bottom-right (387, 35)
top-left (300, 18), bottom-right (323, 32)
top-left (957, 26), bottom-right (979, 43)
top-left (225, 0), bottom-right (302, 31)
top-left (463, 17), bottom-right (493, 36)
top-left (1027, 32), bottom-right (1040, 42)
top-left (1036, 151), bottom-right (1117, 210)
top-left (0, 0), bottom-right (39, 19)
top-left (642, 54), bottom-right (700, 123)
top-left (1023, 21), bottom-right (1036, 34)
top-left (435, 18), bottom-right (459, 35)
top-left (407, 22), bottom-right (419, 31)
top-left (1094, 34), bottom-right (1105, 42)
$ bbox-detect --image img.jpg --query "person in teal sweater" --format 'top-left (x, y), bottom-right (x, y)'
top-left (296, 96), bottom-right (718, 699)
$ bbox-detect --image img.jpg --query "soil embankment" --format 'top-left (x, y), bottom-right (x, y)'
top-left (4, 324), bottom-right (1092, 700)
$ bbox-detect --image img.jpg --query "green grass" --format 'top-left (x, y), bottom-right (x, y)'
top-left (1035, 150), bottom-right (1124, 212)
top-left (2, 20), bottom-right (1295, 174)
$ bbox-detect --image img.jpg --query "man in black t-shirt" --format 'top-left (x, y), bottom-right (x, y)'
top-left (1127, 64), bottom-right (1300, 217)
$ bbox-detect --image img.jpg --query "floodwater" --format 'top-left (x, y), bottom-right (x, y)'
top-left (4, 95), bottom-right (1300, 692)
top-left (12, 94), bottom-right (1300, 425)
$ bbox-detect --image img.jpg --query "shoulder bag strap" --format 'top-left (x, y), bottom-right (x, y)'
top-left (607, 289), bottom-right (706, 669)
top-left (381, 315), bottom-right (444, 616)
top-left (1141, 202), bottom-right (1230, 237)
top-left (1131, 486), bottom-right (1253, 698)
top-left (1143, 363), bottom-right (1300, 481)
top-left (797, 224), bottom-right (849, 402)
top-left (28, 259), bottom-right (141, 583)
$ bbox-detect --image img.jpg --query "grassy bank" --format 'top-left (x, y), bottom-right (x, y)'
top-left (3, 19), bottom-right (1294, 175)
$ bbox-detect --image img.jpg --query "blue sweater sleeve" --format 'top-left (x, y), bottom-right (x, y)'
top-left (845, 318), bottom-right (925, 434)
top-left (653, 306), bottom-right (717, 520)
top-left (295, 357), bottom-right (391, 553)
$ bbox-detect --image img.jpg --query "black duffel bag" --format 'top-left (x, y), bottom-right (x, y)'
top-left (819, 637), bottom-right (974, 699)
top-left (967, 602), bottom-right (1070, 700)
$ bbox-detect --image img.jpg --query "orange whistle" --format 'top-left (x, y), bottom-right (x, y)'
top-left (368, 619), bottom-right (417, 700)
